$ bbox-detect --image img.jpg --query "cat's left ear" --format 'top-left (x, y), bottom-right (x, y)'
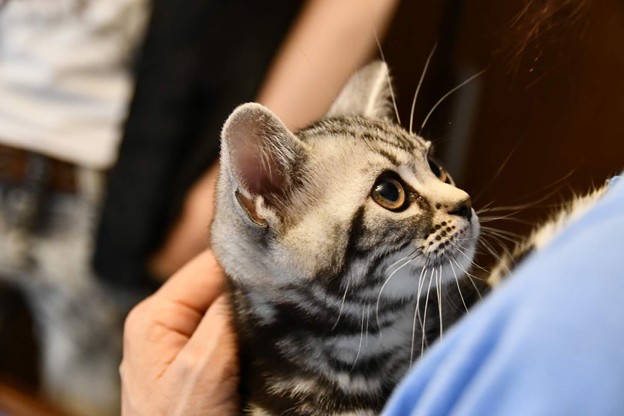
top-left (326, 61), bottom-right (394, 120)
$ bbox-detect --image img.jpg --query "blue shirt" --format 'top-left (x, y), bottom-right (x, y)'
top-left (383, 176), bottom-right (624, 415)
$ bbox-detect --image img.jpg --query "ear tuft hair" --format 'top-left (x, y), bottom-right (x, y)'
top-left (221, 103), bottom-right (305, 197)
top-left (326, 61), bottom-right (394, 120)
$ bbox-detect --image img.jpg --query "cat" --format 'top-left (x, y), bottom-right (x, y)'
top-left (211, 61), bottom-right (483, 415)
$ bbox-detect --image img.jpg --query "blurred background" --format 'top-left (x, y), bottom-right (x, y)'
top-left (386, 0), bottom-right (624, 250)
top-left (1, 0), bottom-right (623, 414)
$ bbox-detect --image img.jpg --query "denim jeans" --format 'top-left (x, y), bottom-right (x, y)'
top-left (0, 168), bottom-right (122, 416)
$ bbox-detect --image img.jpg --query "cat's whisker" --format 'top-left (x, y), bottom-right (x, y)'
top-left (409, 302), bottom-right (420, 366)
top-left (453, 235), bottom-right (480, 244)
top-left (471, 142), bottom-right (521, 205)
top-left (409, 260), bottom-right (430, 365)
top-left (477, 207), bottom-right (523, 217)
top-left (478, 215), bottom-right (533, 225)
top-left (477, 205), bottom-right (529, 214)
top-left (385, 249), bottom-right (418, 272)
top-left (350, 308), bottom-right (366, 374)
top-left (474, 144), bottom-right (581, 211)
top-left (409, 43), bottom-right (437, 134)
top-left (449, 260), bottom-right (470, 313)
top-left (480, 232), bottom-right (514, 260)
top-left (365, 303), bottom-right (371, 348)
top-left (478, 237), bottom-right (505, 265)
top-left (481, 226), bottom-right (520, 240)
top-left (478, 166), bottom-right (579, 211)
top-left (478, 200), bottom-right (496, 212)
top-left (372, 29), bottom-right (401, 124)
top-left (376, 252), bottom-right (422, 329)
top-left (525, 166), bottom-right (579, 199)
top-left (420, 68), bottom-right (486, 134)
top-left (449, 253), bottom-right (481, 282)
top-left (451, 257), bottom-right (483, 299)
top-left (420, 269), bottom-right (435, 355)
top-left (477, 185), bottom-right (567, 216)
top-left (332, 281), bottom-right (351, 331)
top-left (437, 265), bottom-right (443, 338)
top-left (481, 226), bottom-right (522, 244)
top-left (376, 259), bottom-right (410, 328)
top-left (449, 240), bottom-right (489, 274)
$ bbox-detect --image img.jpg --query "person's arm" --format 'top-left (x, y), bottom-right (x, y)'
top-left (120, 250), bottom-right (238, 416)
top-left (148, 0), bottom-right (400, 280)
top-left (256, 0), bottom-right (399, 130)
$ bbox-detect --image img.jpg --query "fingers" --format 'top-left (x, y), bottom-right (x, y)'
top-left (168, 294), bottom-right (240, 415)
top-left (121, 250), bottom-right (239, 416)
top-left (156, 249), bottom-right (227, 314)
top-left (122, 250), bottom-right (228, 376)
top-left (183, 294), bottom-right (237, 371)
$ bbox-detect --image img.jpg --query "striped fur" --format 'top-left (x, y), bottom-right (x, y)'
top-left (211, 62), bottom-right (482, 415)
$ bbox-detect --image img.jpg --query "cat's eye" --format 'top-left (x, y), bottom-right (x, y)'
top-left (371, 174), bottom-right (407, 211)
top-left (428, 158), bottom-right (452, 185)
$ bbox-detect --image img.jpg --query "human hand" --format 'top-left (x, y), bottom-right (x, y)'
top-left (120, 250), bottom-right (239, 416)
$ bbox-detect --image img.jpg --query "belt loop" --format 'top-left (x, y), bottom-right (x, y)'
top-left (75, 167), bottom-right (104, 207)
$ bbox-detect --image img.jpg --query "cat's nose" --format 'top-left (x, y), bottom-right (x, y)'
top-left (449, 198), bottom-right (472, 221)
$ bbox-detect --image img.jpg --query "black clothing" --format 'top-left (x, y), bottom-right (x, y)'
top-left (94, 0), bottom-right (303, 290)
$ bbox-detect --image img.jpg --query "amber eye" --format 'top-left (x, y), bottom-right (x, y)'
top-left (371, 174), bottom-right (407, 211)
top-left (428, 158), bottom-right (452, 184)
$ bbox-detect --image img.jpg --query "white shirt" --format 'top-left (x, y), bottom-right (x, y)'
top-left (0, 0), bottom-right (149, 169)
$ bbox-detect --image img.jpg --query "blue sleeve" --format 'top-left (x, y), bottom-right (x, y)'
top-left (383, 176), bottom-right (624, 416)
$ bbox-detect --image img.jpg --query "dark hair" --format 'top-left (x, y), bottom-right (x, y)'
top-left (512, 0), bottom-right (591, 56)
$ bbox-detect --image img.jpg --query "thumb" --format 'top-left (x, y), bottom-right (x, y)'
top-left (178, 293), bottom-right (238, 382)
top-left (168, 294), bottom-right (239, 415)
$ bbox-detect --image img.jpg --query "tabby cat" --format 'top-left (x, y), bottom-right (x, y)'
top-left (211, 62), bottom-right (482, 415)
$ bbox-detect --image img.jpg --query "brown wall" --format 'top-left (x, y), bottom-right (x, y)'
top-left (383, 0), bottom-right (624, 252)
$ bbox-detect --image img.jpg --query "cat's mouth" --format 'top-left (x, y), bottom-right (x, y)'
top-left (420, 218), bottom-right (479, 270)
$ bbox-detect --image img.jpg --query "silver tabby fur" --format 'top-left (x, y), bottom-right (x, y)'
top-left (211, 62), bottom-right (481, 415)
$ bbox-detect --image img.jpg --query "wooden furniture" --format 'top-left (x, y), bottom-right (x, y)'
top-left (0, 379), bottom-right (66, 416)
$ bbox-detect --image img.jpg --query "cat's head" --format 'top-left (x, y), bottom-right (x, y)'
top-left (212, 62), bottom-right (479, 296)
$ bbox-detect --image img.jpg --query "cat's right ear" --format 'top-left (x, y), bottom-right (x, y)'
top-left (326, 61), bottom-right (394, 120)
top-left (221, 103), bottom-right (306, 224)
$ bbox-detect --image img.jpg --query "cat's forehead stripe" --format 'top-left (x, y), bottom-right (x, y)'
top-left (374, 148), bottom-right (402, 166)
top-left (299, 117), bottom-right (426, 153)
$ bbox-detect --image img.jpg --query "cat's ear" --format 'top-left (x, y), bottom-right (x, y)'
top-left (221, 103), bottom-right (305, 219)
top-left (326, 61), bottom-right (394, 120)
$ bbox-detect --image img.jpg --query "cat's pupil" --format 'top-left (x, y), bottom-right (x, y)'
top-left (371, 175), bottom-right (407, 211)
top-left (377, 181), bottom-right (399, 201)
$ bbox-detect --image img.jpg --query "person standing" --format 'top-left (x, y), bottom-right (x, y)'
top-left (0, 1), bottom-right (149, 414)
